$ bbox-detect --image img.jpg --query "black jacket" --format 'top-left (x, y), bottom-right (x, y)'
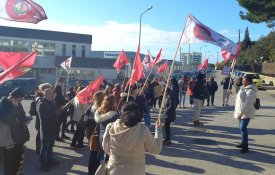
top-left (135, 94), bottom-right (146, 116)
top-left (0, 97), bottom-right (27, 144)
top-left (221, 77), bottom-right (234, 89)
top-left (193, 80), bottom-right (208, 100)
top-left (163, 93), bottom-right (176, 121)
top-left (207, 81), bottom-right (218, 94)
top-left (37, 98), bottom-right (58, 140)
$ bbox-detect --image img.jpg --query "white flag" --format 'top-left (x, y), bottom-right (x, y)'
top-left (60, 57), bottom-right (72, 72)
top-left (142, 50), bottom-right (154, 71)
top-left (181, 14), bottom-right (239, 56)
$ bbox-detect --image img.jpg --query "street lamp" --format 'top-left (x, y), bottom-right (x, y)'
top-left (199, 45), bottom-right (207, 53)
top-left (139, 5), bottom-right (153, 45)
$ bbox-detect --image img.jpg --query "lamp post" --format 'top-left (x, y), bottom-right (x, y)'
top-left (139, 5), bottom-right (153, 45)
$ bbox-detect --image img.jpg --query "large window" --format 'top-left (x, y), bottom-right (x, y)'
top-left (32, 42), bottom-right (55, 56)
top-left (72, 45), bottom-right (76, 57)
top-left (0, 39), bottom-right (28, 52)
top-left (81, 45), bottom-right (85, 57)
top-left (62, 44), bottom-right (66, 56)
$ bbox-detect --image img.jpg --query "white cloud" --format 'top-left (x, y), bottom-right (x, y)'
top-left (0, 19), bottom-right (181, 60)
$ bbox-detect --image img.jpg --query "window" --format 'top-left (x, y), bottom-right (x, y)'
top-left (72, 45), bottom-right (76, 57)
top-left (32, 42), bottom-right (55, 56)
top-left (81, 45), bottom-right (85, 57)
top-left (0, 39), bottom-right (29, 52)
top-left (62, 44), bottom-right (66, 56)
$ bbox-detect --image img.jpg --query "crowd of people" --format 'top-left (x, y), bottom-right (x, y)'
top-left (0, 72), bottom-right (258, 175)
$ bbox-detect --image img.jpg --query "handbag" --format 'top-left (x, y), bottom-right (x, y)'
top-left (95, 160), bottom-right (107, 175)
top-left (89, 124), bottom-right (100, 151)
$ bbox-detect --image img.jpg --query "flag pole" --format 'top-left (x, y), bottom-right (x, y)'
top-left (140, 68), bottom-right (154, 92)
top-left (65, 69), bottom-right (70, 94)
top-left (157, 18), bottom-right (188, 122)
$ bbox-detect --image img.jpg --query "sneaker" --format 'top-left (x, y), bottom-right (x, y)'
top-left (163, 140), bottom-right (171, 145)
top-left (225, 104), bottom-right (229, 106)
top-left (222, 103), bottom-right (224, 106)
top-left (193, 120), bottom-right (203, 127)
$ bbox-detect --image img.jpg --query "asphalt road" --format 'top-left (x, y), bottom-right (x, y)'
top-left (1, 70), bottom-right (275, 175)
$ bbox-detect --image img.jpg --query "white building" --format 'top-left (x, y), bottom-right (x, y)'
top-left (180, 52), bottom-right (202, 71)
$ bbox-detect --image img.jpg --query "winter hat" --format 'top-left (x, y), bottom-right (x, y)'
top-left (10, 87), bottom-right (25, 98)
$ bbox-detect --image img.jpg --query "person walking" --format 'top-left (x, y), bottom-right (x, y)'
top-left (206, 76), bottom-right (218, 106)
top-left (178, 75), bottom-right (188, 108)
top-left (144, 81), bottom-right (154, 127)
top-left (193, 73), bottom-right (207, 127)
top-left (188, 77), bottom-right (195, 108)
top-left (102, 102), bottom-right (162, 175)
top-left (234, 75), bottom-right (257, 153)
top-left (37, 88), bottom-right (60, 171)
top-left (162, 88), bottom-right (176, 145)
top-left (221, 74), bottom-right (234, 106)
top-left (0, 88), bottom-right (30, 175)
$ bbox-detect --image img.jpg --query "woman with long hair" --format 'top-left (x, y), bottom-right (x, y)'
top-left (86, 91), bottom-right (104, 175)
top-left (94, 95), bottom-right (119, 161)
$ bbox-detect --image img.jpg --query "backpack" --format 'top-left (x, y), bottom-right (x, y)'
top-left (29, 100), bottom-right (37, 116)
top-left (254, 98), bottom-right (260, 110)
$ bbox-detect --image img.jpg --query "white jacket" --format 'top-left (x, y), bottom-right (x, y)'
top-left (102, 119), bottom-right (163, 175)
top-left (234, 84), bottom-right (257, 119)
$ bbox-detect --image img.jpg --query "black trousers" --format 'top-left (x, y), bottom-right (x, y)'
top-left (1, 143), bottom-right (24, 175)
top-left (36, 130), bottom-right (41, 153)
top-left (57, 114), bottom-right (68, 137)
top-left (71, 123), bottom-right (85, 146)
top-left (164, 118), bottom-right (172, 141)
top-left (207, 92), bottom-right (215, 105)
top-left (88, 150), bottom-right (101, 175)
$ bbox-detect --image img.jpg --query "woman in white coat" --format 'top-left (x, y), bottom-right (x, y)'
top-left (234, 75), bottom-right (257, 153)
top-left (102, 102), bottom-right (162, 175)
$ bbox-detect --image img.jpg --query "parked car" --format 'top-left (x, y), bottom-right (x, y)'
top-left (0, 78), bottom-right (37, 98)
top-left (242, 72), bottom-right (262, 89)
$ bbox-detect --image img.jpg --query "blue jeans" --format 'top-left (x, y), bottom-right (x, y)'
top-left (179, 91), bottom-right (186, 106)
top-left (144, 106), bottom-right (152, 127)
top-left (239, 118), bottom-right (250, 144)
top-left (40, 139), bottom-right (55, 167)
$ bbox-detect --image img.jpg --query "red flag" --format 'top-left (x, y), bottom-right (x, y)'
top-left (141, 69), bottom-right (146, 79)
top-left (156, 60), bottom-right (168, 74)
top-left (0, 0), bottom-right (47, 24)
top-left (0, 50), bottom-right (37, 84)
top-left (77, 76), bottom-right (104, 104)
top-left (142, 50), bottom-right (154, 71)
top-left (221, 44), bottom-right (240, 62)
top-left (129, 45), bottom-right (143, 85)
top-left (198, 59), bottom-right (208, 70)
top-left (181, 14), bottom-right (239, 56)
top-left (113, 50), bottom-right (129, 73)
top-left (152, 48), bottom-right (162, 66)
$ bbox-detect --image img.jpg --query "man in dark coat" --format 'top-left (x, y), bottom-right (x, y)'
top-left (37, 88), bottom-right (60, 171)
top-left (163, 88), bottom-right (176, 145)
top-left (0, 87), bottom-right (29, 175)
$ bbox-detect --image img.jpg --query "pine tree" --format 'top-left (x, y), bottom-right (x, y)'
top-left (241, 27), bottom-right (252, 50)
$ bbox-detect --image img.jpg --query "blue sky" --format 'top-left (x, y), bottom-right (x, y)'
top-left (0, 0), bottom-right (272, 63)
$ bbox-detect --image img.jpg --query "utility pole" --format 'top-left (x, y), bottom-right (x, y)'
top-left (238, 29), bottom-right (241, 44)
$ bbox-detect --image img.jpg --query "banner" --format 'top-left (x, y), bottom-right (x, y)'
top-left (142, 50), bottom-right (154, 71)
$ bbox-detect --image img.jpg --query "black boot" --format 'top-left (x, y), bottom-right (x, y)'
top-left (240, 144), bottom-right (249, 153)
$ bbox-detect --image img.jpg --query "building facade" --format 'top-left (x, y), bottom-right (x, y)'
top-left (180, 52), bottom-right (202, 71)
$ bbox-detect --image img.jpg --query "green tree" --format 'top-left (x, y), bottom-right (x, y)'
top-left (237, 0), bottom-right (275, 28)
